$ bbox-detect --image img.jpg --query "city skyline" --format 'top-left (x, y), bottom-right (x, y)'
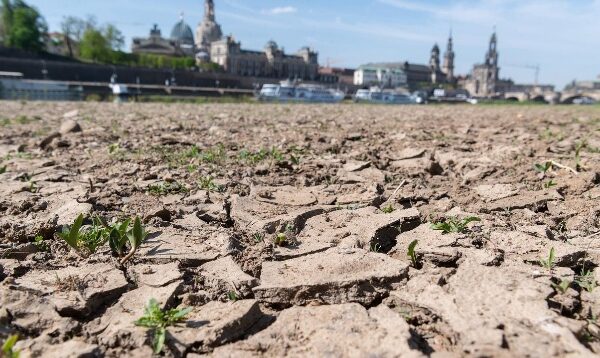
top-left (26, 0), bottom-right (600, 88)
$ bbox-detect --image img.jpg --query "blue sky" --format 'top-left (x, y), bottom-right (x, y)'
top-left (27, 0), bottom-right (600, 89)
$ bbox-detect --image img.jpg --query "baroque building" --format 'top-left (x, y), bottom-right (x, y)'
top-left (354, 33), bottom-right (455, 91)
top-left (463, 32), bottom-right (500, 97)
top-left (132, 15), bottom-right (196, 57)
top-left (197, 0), bottom-right (318, 80)
top-left (442, 33), bottom-right (455, 81)
top-left (210, 37), bottom-right (318, 80)
top-left (195, 0), bottom-right (222, 61)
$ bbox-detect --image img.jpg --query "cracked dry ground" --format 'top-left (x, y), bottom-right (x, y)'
top-left (1, 101), bottom-right (600, 358)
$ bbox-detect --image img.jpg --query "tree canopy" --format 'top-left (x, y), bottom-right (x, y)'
top-left (0, 0), bottom-right (47, 52)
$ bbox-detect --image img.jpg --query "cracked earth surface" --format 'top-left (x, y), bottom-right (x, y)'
top-left (1, 101), bottom-right (600, 357)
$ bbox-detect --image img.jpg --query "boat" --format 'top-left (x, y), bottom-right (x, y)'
top-left (354, 87), bottom-right (417, 104)
top-left (258, 80), bottom-right (345, 103)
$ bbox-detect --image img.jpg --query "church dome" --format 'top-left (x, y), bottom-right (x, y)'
top-left (171, 20), bottom-right (194, 45)
top-left (265, 40), bottom-right (278, 50)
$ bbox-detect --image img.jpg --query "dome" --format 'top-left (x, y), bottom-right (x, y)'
top-left (265, 40), bottom-right (278, 50)
top-left (171, 20), bottom-right (194, 45)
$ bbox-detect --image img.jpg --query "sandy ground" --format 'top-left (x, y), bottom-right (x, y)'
top-left (1, 101), bottom-right (600, 357)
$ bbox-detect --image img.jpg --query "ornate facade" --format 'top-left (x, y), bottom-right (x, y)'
top-left (195, 0), bottom-right (222, 60)
top-left (442, 34), bottom-right (455, 81)
top-left (463, 32), bottom-right (500, 97)
top-left (210, 37), bottom-right (318, 80)
top-left (196, 0), bottom-right (318, 80)
top-left (132, 16), bottom-right (196, 57)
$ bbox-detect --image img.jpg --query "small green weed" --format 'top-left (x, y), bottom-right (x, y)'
top-left (369, 242), bottom-right (382, 253)
top-left (534, 161), bottom-right (553, 174)
top-left (103, 216), bottom-right (147, 265)
top-left (381, 204), bottom-right (395, 214)
top-left (407, 240), bottom-right (419, 267)
top-left (135, 299), bottom-right (192, 354)
top-left (2, 334), bottom-right (20, 358)
top-left (274, 233), bottom-right (287, 247)
top-left (227, 291), bottom-right (239, 302)
top-left (552, 279), bottom-right (571, 294)
top-left (148, 181), bottom-right (188, 196)
top-left (575, 141), bottom-right (586, 172)
top-left (201, 144), bottom-right (226, 164)
top-left (198, 176), bottom-right (223, 192)
top-left (58, 214), bottom-right (108, 254)
top-left (253, 233), bottom-right (264, 243)
top-left (33, 235), bottom-right (49, 252)
top-left (431, 216), bottom-right (481, 234)
top-left (576, 269), bottom-right (597, 292)
top-left (544, 180), bottom-right (558, 189)
top-left (539, 247), bottom-right (556, 271)
top-left (0, 165), bottom-right (6, 174)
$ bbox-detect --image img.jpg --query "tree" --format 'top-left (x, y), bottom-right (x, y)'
top-left (1, 0), bottom-right (46, 52)
top-left (60, 16), bottom-right (86, 57)
top-left (103, 24), bottom-right (124, 51)
top-left (79, 27), bottom-right (111, 63)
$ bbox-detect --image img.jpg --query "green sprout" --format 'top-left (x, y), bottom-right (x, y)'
top-left (575, 141), bottom-right (586, 172)
top-left (381, 204), bottom-right (395, 214)
top-left (544, 180), bottom-right (558, 189)
top-left (135, 299), bottom-right (192, 354)
top-left (0, 165), bottom-right (6, 174)
top-left (198, 176), bottom-right (223, 192)
top-left (576, 269), bottom-right (597, 292)
top-left (148, 181), bottom-right (188, 196)
top-left (2, 335), bottom-right (20, 358)
top-left (33, 235), bottom-right (48, 252)
top-left (227, 291), bottom-right (240, 302)
top-left (407, 240), bottom-right (419, 267)
top-left (289, 154), bottom-right (301, 165)
top-left (369, 242), bottom-right (382, 253)
top-left (57, 214), bottom-right (110, 254)
top-left (552, 279), bottom-right (571, 294)
top-left (539, 247), bottom-right (556, 271)
top-left (534, 161), bottom-right (553, 174)
top-left (252, 233), bottom-right (264, 243)
top-left (119, 217), bottom-right (147, 265)
top-left (274, 233), bottom-right (287, 247)
top-left (430, 216), bottom-right (481, 234)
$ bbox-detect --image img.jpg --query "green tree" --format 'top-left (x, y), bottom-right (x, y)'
top-left (60, 16), bottom-right (86, 57)
top-left (79, 27), bottom-right (111, 62)
top-left (1, 0), bottom-right (47, 52)
top-left (103, 24), bottom-right (124, 51)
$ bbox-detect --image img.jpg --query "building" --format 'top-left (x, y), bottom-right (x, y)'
top-left (195, 0), bottom-right (222, 61)
top-left (132, 17), bottom-right (196, 57)
top-left (210, 37), bottom-right (318, 80)
top-left (353, 63), bottom-right (407, 88)
top-left (442, 33), bottom-right (455, 82)
top-left (319, 67), bottom-right (355, 86)
top-left (354, 33), bottom-right (455, 91)
top-left (194, 0), bottom-right (318, 80)
top-left (463, 32), bottom-right (500, 97)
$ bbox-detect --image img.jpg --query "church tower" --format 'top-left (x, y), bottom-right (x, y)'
top-left (484, 31), bottom-right (499, 86)
top-left (195, 0), bottom-right (223, 51)
top-left (430, 43), bottom-right (441, 84)
top-left (442, 32), bottom-right (455, 82)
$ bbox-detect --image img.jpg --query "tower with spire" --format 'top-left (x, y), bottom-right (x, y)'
top-left (463, 29), bottom-right (501, 97)
top-left (430, 43), bottom-right (441, 84)
top-left (195, 0), bottom-right (223, 53)
top-left (442, 31), bottom-right (455, 82)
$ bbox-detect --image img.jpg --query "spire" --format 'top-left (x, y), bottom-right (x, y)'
top-left (205, 0), bottom-right (215, 21)
top-left (180, 11), bottom-right (184, 21)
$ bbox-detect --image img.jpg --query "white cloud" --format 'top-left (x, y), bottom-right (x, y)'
top-left (263, 6), bottom-right (298, 15)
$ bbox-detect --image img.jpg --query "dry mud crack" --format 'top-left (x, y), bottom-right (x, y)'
top-left (1, 102), bottom-right (600, 357)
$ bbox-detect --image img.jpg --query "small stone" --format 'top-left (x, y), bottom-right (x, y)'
top-left (59, 120), bottom-right (82, 135)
